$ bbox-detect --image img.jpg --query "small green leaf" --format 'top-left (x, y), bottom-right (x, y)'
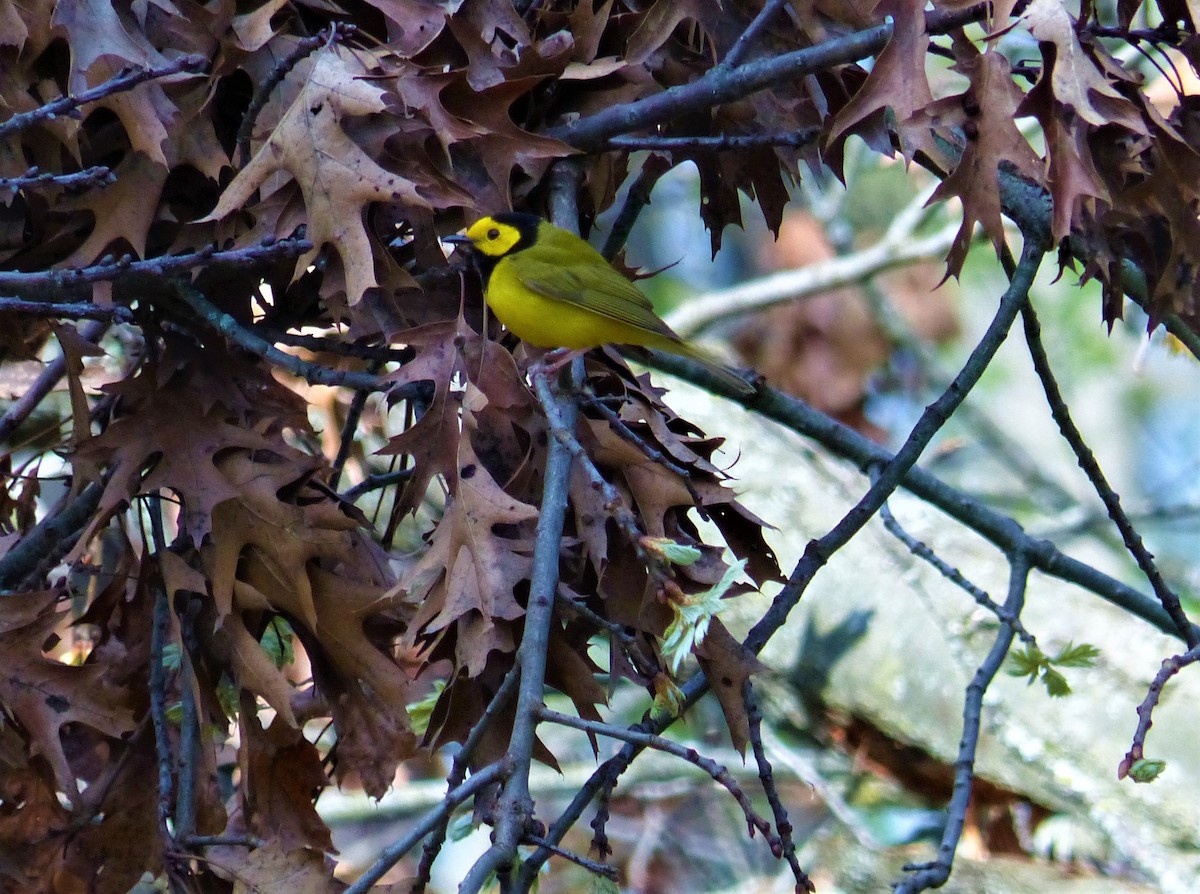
top-left (642, 537), bottom-right (703, 566)
top-left (1052, 641), bottom-right (1100, 668)
top-left (161, 642), bottom-right (183, 671)
top-left (448, 811), bottom-right (476, 841)
top-left (1005, 645), bottom-right (1046, 683)
top-left (260, 617), bottom-right (295, 669)
top-left (1128, 758), bottom-right (1166, 783)
top-left (590, 876), bottom-right (619, 894)
top-left (650, 675), bottom-right (686, 721)
top-left (165, 701), bottom-right (184, 725)
top-left (661, 558), bottom-right (746, 674)
top-left (1041, 667), bottom-right (1071, 697)
top-left (406, 680), bottom-right (446, 738)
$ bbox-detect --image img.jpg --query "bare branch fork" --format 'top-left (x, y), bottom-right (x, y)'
top-left (410, 670), bottom-right (523, 893)
top-left (1020, 300), bottom-right (1197, 647)
top-left (744, 237), bottom-right (1046, 655)
top-left (455, 363), bottom-right (583, 894)
top-left (0, 236), bottom-right (312, 294)
top-left (647, 348), bottom-right (1197, 642)
top-left (516, 237), bottom-right (1047, 884)
top-left (548, 4), bottom-right (988, 149)
top-left (879, 499), bottom-right (1037, 646)
top-left (536, 707), bottom-right (777, 847)
top-left (894, 551), bottom-right (1032, 894)
top-left (0, 55), bottom-right (208, 139)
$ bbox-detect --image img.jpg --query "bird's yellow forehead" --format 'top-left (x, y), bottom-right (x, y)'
top-left (464, 217), bottom-right (523, 257)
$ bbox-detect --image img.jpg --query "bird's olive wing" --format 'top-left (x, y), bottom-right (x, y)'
top-left (517, 258), bottom-right (680, 339)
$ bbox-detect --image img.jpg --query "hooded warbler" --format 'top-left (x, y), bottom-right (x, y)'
top-left (445, 212), bottom-right (753, 395)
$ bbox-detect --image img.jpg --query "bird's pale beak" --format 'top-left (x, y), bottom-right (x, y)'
top-left (441, 233), bottom-right (471, 246)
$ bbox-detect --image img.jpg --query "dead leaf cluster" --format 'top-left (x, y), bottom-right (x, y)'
top-left (1, 0), bottom-right (1199, 888)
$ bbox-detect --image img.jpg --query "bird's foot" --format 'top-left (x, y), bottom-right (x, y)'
top-left (529, 348), bottom-right (585, 385)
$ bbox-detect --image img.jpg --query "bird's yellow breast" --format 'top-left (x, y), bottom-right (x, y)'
top-left (485, 256), bottom-right (674, 351)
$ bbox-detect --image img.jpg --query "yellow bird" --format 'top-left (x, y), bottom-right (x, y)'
top-left (445, 213), bottom-right (754, 395)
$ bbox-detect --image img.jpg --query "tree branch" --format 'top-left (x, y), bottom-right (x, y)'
top-left (171, 282), bottom-right (400, 393)
top-left (458, 366), bottom-right (580, 894)
top-left (0, 481), bottom-right (103, 592)
top-left (0, 237), bottom-right (312, 295)
top-left (547, 5), bottom-right (987, 149)
top-left (0, 56), bottom-right (207, 139)
top-left (0, 297), bottom-right (135, 322)
top-left (1118, 644), bottom-right (1200, 780)
top-left (666, 219), bottom-right (963, 338)
top-left (743, 237), bottom-right (1045, 655)
top-left (343, 761), bottom-right (510, 894)
top-left (879, 498), bottom-right (1036, 646)
top-left (643, 349), bottom-right (1193, 642)
top-left (894, 552), bottom-right (1032, 894)
top-left (0, 165), bottom-right (115, 193)
top-left (536, 707), bottom-right (776, 845)
top-left (1021, 300), bottom-right (1197, 647)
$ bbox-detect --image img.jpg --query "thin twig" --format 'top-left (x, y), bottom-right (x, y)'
top-left (0, 320), bottom-right (108, 446)
top-left (540, 366), bottom-right (659, 574)
top-left (1118, 644), bottom-right (1200, 779)
top-left (343, 761), bottom-right (511, 894)
top-left (536, 707), bottom-right (776, 844)
top-left (602, 129), bottom-right (820, 153)
top-left (0, 297), bottom-right (135, 322)
top-left (879, 498), bottom-right (1036, 646)
top-left (182, 835), bottom-right (265, 848)
top-left (172, 283), bottom-right (401, 393)
top-left (147, 497), bottom-right (175, 845)
top-left (329, 361), bottom-right (382, 490)
top-left (0, 165), bottom-right (114, 193)
top-left (174, 596), bottom-right (202, 841)
top-left (1021, 300), bottom-right (1197, 647)
top-left (555, 590), bottom-right (638, 653)
top-left (894, 552), bottom-right (1031, 894)
top-left (523, 834), bottom-right (619, 880)
top-left (745, 682), bottom-right (813, 892)
top-left (458, 362), bottom-right (581, 894)
top-left (342, 469), bottom-right (414, 501)
top-left (602, 156), bottom-right (671, 260)
top-left (0, 56), bottom-right (207, 139)
top-left (724, 0), bottom-right (792, 67)
top-left (0, 236), bottom-right (312, 294)
top-left (236, 25), bottom-right (356, 166)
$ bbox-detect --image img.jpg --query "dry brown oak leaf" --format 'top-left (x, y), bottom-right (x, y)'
top-left (0, 591), bottom-right (137, 798)
top-left (203, 47), bottom-right (437, 306)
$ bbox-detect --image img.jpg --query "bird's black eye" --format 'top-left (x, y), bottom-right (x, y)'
top-left (487, 228), bottom-right (500, 240)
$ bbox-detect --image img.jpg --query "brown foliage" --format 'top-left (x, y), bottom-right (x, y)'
top-left (0, 0), bottom-right (1197, 888)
